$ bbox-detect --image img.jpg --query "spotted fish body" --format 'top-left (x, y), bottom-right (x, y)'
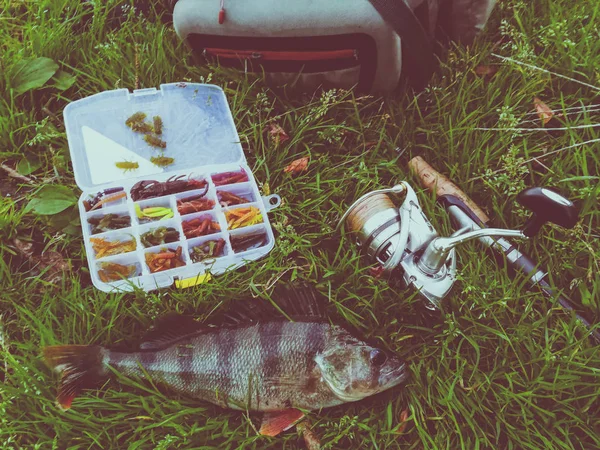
top-left (108, 321), bottom-right (341, 411)
top-left (43, 285), bottom-right (408, 423)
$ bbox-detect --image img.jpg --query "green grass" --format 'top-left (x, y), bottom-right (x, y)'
top-left (1, 0), bottom-right (599, 448)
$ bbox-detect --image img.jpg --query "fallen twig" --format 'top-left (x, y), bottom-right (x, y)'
top-left (473, 123), bottom-right (600, 132)
top-left (1, 163), bottom-right (34, 184)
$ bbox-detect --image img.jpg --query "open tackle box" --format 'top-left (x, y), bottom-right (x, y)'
top-left (64, 83), bottom-right (280, 292)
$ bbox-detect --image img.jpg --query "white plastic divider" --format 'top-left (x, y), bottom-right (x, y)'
top-left (80, 164), bottom-right (278, 292)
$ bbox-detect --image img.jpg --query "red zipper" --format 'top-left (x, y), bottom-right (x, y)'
top-left (204, 48), bottom-right (357, 61)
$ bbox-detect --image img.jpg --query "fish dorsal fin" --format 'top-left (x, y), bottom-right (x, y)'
top-left (140, 313), bottom-right (208, 350)
top-left (206, 283), bottom-right (328, 327)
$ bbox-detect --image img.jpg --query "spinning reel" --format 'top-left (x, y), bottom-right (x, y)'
top-left (338, 182), bottom-right (579, 310)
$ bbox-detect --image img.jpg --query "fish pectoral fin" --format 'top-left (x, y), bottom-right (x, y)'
top-left (259, 409), bottom-right (305, 437)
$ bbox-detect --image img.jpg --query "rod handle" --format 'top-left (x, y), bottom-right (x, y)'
top-left (408, 156), bottom-right (490, 224)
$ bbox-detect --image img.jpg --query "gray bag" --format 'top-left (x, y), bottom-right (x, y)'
top-left (173, 0), bottom-right (496, 93)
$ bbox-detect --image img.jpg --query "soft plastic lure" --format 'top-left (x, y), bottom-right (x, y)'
top-left (153, 116), bottom-right (163, 135)
top-left (150, 155), bottom-right (174, 167)
top-left (115, 161), bottom-right (139, 172)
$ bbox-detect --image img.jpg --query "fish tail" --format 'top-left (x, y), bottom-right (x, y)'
top-left (43, 345), bottom-right (108, 410)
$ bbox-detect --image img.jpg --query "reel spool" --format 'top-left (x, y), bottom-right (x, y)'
top-left (344, 193), bottom-right (403, 266)
top-left (337, 183), bottom-right (412, 276)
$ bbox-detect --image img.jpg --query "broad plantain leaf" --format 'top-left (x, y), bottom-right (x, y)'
top-left (17, 156), bottom-right (42, 176)
top-left (25, 185), bottom-right (77, 215)
top-left (9, 57), bottom-right (59, 95)
top-left (52, 70), bottom-right (76, 90)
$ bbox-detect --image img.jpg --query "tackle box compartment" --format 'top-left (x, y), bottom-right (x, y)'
top-left (64, 83), bottom-right (280, 292)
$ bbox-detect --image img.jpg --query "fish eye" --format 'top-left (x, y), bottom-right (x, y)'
top-left (370, 349), bottom-right (387, 367)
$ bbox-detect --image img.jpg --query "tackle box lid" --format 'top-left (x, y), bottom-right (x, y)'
top-left (64, 83), bottom-right (245, 190)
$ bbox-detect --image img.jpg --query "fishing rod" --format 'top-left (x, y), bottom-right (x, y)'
top-left (337, 157), bottom-right (599, 343)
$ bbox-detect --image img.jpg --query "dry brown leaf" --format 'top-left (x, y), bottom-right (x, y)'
top-left (11, 238), bottom-right (70, 284)
top-left (396, 408), bottom-right (410, 434)
top-left (533, 97), bottom-right (553, 125)
top-left (474, 65), bottom-right (497, 77)
top-left (369, 266), bottom-right (384, 279)
top-left (268, 123), bottom-right (290, 143)
top-left (283, 157), bottom-right (309, 176)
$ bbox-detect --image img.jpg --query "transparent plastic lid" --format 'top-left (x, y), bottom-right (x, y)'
top-left (64, 83), bottom-right (245, 190)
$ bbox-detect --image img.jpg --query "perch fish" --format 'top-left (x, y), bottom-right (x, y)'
top-left (43, 285), bottom-right (408, 436)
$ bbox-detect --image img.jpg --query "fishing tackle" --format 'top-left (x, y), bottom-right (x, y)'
top-left (182, 217), bottom-right (220, 238)
top-left (140, 227), bottom-right (180, 248)
top-left (230, 231), bottom-right (267, 253)
top-left (177, 196), bottom-right (215, 215)
top-left (212, 169), bottom-right (249, 186)
top-left (143, 134), bottom-right (167, 149)
top-left (84, 188), bottom-right (126, 211)
top-left (153, 116), bottom-right (163, 135)
top-left (98, 262), bottom-right (137, 282)
top-left (115, 161), bottom-right (140, 172)
top-left (225, 206), bottom-right (262, 229)
top-left (190, 238), bottom-right (226, 263)
top-left (338, 157), bottom-right (583, 313)
top-left (409, 158), bottom-right (600, 342)
top-left (88, 214), bottom-right (130, 234)
top-left (150, 155), bottom-right (174, 167)
top-left (90, 237), bottom-right (136, 258)
top-left (218, 190), bottom-right (250, 207)
top-left (130, 176), bottom-right (208, 201)
top-left (125, 111), bottom-right (147, 127)
top-left (135, 204), bottom-right (174, 222)
top-left (145, 246), bottom-right (186, 273)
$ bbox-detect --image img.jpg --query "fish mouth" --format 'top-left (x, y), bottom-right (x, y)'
top-left (378, 363), bottom-right (409, 390)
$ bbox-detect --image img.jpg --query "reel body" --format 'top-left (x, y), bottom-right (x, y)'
top-left (339, 182), bottom-right (456, 309)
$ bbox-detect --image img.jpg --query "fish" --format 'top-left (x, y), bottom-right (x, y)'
top-left (43, 285), bottom-right (408, 436)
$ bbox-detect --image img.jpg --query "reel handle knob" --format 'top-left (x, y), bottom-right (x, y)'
top-left (517, 187), bottom-right (578, 237)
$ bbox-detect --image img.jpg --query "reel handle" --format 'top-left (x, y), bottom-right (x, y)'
top-left (517, 187), bottom-right (579, 237)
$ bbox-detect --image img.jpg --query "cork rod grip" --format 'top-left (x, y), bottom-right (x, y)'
top-left (408, 156), bottom-right (490, 224)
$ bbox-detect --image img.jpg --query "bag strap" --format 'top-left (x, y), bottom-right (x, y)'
top-left (367, 0), bottom-right (437, 88)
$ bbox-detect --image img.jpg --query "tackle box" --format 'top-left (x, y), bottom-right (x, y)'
top-left (64, 83), bottom-right (280, 292)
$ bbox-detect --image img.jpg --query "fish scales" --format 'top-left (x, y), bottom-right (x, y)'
top-left (107, 320), bottom-right (337, 411)
top-left (43, 284), bottom-right (408, 419)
